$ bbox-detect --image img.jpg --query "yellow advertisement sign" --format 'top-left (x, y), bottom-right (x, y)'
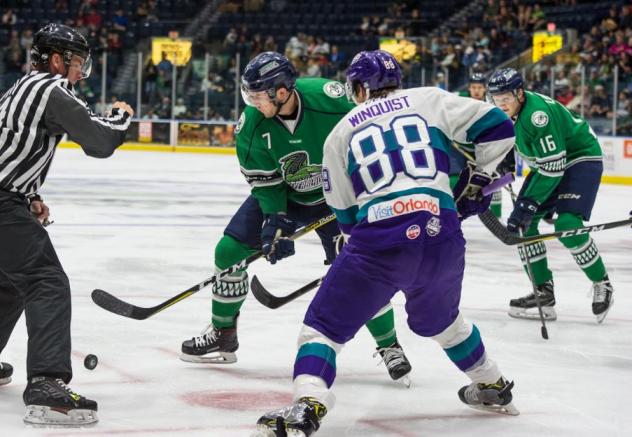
top-left (151, 37), bottom-right (192, 66)
top-left (532, 32), bottom-right (563, 63)
top-left (379, 38), bottom-right (417, 63)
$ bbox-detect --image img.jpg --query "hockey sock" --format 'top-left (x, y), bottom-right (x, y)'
top-left (293, 325), bottom-right (343, 394)
top-left (432, 314), bottom-right (501, 382)
top-left (490, 190), bottom-right (502, 218)
top-left (365, 304), bottom-right (397, 348)
top-left (211, 235), bottom-right (257, 328)
top-left (518, 215), bottom-right (553, 285)
top-left (555, 212), bottom-right (607, 282)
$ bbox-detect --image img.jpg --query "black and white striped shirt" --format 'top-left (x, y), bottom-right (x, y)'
top-left (0, 71), bottom-right (131, 196)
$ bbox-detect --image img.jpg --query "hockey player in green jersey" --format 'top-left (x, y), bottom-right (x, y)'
top-left (451, 73), bottom-right (506, 218)
top-left (487, 68), bottom-right (614, 323)
top-left (180, 52), bottom-right (412, 384)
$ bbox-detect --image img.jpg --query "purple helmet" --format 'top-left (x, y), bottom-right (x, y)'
top-left (345, 50), bottom-right (402, 103)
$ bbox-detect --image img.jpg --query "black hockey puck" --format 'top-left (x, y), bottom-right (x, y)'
top-left (84, 354), bottom-right (98, 370)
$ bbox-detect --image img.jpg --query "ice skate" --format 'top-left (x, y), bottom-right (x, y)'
top-left (180, 323), bottom-right (239, 364)
top-left (0, 362), bottom-right (13, 386)
top-left (23, 376), bottom-right (98, 426)
top-left (591, 275), bottom-right (614, 323)
top-left (458, 377), bottom-right (519, 416)
top-left (374, 342), bottom-right (412, 388)
top-left (253, 396), bottom-right (327, 437)
top-left (508, 280), bottom-right (557, 321)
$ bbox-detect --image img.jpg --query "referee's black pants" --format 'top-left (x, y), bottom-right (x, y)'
top-left (0, 191), bottom-right (72, 383)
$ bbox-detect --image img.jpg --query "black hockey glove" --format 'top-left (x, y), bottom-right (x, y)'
top-left (496, 149), bottom-right (516, 176)
top-left (453, 162), bottom-right (493, 220)
top-left (507, 198), bottom-right (539, 233)
top-left (261, 214), bottom-right (297, 264)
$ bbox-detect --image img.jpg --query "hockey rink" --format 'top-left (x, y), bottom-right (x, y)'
top-left (1, 148), bottom-right (630, 437)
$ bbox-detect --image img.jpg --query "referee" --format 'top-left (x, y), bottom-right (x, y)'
top-left (0, 23), bottom-right (133, 426)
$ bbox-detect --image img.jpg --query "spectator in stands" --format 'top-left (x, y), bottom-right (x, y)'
top-left (312, 37), bottom-right (330, 57)
top-left (75, 18), bottom-right (89, 38)
top-left (527, 4), bottom-right (546, 31)
top-left (112, 9), bottom-right (129, 36)
top-left (556, 85), bottom-right (574, 106)
top-left (517, 3), bottom-right (531, 30)
top-left (263, 35), bottom-right (278, 52)
top-left (155, 96), bottom-right (172, 119)
top-left (618, 101), bottom-right (632, 135)
top-left (157, 53), bottom-right (173, 77)
top-left (144, 62), bottom-right (158, 105)
top-left (408, 9), bottom-right (422, 36)
top-left (224, 27), bottom-right (238, 55)
top-left (304, 57), bottom-right (321, 77)
top-left (78, 0), bottom-right (94, 17)
top-left (137, 1), bottom-right (149, 19)
top-left (19, 28), bottom-right (33, 52)
top-left (615, 90), bottom-right (630, 118)
top-left (142, 109), bottom-right (159, 120)
top-left (608, 32), bottom-right (629, 57)
top-left (1, 8), bottom-right (17, 28)
top-left (173, 98), bottom-right (187, 118)
top-left (589, 85), bottom-right (610, 118)
top-left (618, 52), bottom-right (632, 76)
top-left (83, 7), bottom-right (102, 29)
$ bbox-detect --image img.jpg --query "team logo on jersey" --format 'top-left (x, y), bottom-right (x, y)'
top-left (425, 216), bottom-right (441, 237)
top-left (531, 110), bottom-right (549, 127)
top-left (367, 194), bottom-right (440, 223)
top-left (323, 81), bottom-right (345, 98)
top-left (278, 151), bottom-right (322, 192)
top-left (406, 225), bottom-right (421, 240)
top-left (235, 112), bottom-right (246, 134)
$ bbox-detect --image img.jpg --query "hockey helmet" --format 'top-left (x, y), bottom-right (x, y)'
top-left (345, 50), bottom-right (402, 104)
top-left (241, 51), bottom-right (297, 106)
top-left (487, 68), bottom-right (524, 95)
top-left (31, 23), bottom-right (92, 78)
top-left (469, 72), bottom-right (486, 85)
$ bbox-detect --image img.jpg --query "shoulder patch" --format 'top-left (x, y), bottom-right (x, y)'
top-left (531, 110), bottom-right (549, 128)
top-left (235, 112), bottom-right (246, 134)
top-left (323, 81), bottom-right (345, 98)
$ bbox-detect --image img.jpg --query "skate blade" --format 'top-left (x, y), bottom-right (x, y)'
top-left (251, 424), bottom-right (307, 437)
top-left (179, 352), bottom-right (237, 364)
top-left (595, 297), bottom-right (614, 324)
top-left (0, 376), bottom-right (11, 386)
top-left (467, 401), bottom-right (520, 416)
top-left (24, 405), bottom-right (98, 427)
top-left (397, 375), bottom-right (412, 389)
top-left (508, 306), bottom-right (557, 321)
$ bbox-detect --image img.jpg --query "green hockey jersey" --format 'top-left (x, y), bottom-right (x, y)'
top-left (514, 91), bottom-right (602, 204)
top-left (235, 78), bottom-right (353, 214)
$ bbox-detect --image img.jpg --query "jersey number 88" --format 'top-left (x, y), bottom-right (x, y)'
top-left (349, 115), bottom-right (437, 194)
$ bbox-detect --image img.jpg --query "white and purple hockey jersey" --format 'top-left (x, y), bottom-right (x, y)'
top-left (322, 86), bottom-right (515, 247)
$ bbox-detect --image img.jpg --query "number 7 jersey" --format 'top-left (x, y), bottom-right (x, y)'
top-left (322, 86), bottom-right (515, 246)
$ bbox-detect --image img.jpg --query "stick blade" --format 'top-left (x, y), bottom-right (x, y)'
top-left (250, 276), bottom-right (284, 309)
top-left (91, 289), bottom-right (151, 320)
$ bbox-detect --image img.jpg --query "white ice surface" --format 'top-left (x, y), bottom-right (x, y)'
top-left (1, 148), bottom-right (630, 437)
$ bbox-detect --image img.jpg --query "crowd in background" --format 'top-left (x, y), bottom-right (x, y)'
top-left (0, 0), bottom-right (630, 134)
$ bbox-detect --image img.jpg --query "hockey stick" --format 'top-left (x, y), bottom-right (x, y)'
top-left (91, 213), bottom-right (336, 320)
top-left (478, 210), bottom-right (632, 245)
top-left (251, 275), bottom-right (323, 309)
top-left (518, 225), bottom-right (549, 340)
top-left (251, 175), bottom-right (515, 310)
